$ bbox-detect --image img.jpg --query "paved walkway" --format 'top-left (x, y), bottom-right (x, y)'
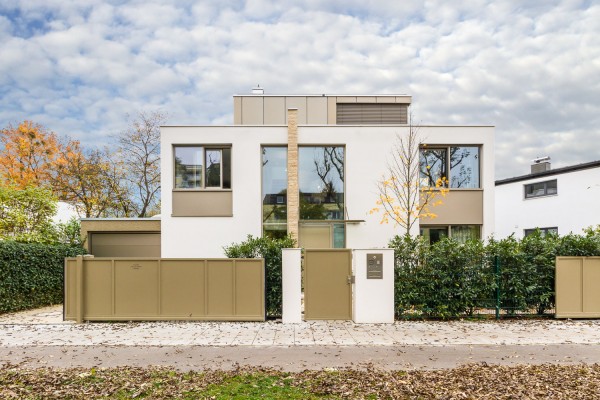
top-left (2, 305), bottom-right (600, 347)
top-left (3, 306), bottom-right (600, 370)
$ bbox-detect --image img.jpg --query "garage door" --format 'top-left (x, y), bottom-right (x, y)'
top-left (89, 233), bottom-right (161, 257)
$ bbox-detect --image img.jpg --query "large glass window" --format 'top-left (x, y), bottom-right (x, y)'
top-left (420, 146), bottom-right (480, 188)
top-left (261, 146), bottom-right (346, 246)
top-left (174, 146), bottom-right (231, 189)
top-left (524, 179), bottom-right (557, 198)
top-left (298, 146), bottom-right (345, 221)
top-left (262, 147), bottom-right (288, 239)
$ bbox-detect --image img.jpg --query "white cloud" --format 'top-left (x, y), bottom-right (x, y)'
top-left (0, 0), bottom-right (598, 178)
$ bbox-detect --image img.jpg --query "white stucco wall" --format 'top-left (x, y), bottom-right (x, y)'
top-left (161, 125), bottom-right (287, 257)
top-left (161, 124), bottom-right (495, 257)
top-left (352, 249), bottom-right (395, 323)
top-left (495, 166), bottom-right (600, 239)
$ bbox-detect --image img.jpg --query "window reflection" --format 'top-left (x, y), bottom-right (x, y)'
top-left (450, 147), bottom-right (479, 188)
top-left (174, 147), bottom-right (203, 188)
top-left (420, 149), bottom-right (447, 187)
top-left (299, 146), bottom-right (344, 221)
top-left (205, 149), bottom-right (221, 187)
top-left (262, 147), bottom-right (288, 237)
top-left (419, 146), bottom-right (480, 189)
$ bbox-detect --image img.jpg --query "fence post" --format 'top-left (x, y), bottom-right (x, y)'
top-left (495, 255), bottom-right (500, 320)
top-left (282, 248), bottom-right (302, 323)
top-left (75, 255), bottom-right (84, 323)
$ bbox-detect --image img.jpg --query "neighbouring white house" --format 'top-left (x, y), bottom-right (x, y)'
top-left (159, 90), bottom-right (495, 257)
top-left (495, 157), bottom-right (600, 239)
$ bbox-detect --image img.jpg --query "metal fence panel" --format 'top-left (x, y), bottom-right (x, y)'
top-left (556, 257), bottom-right (600, 318)
top-left (64, 256), bottom-right (265, 322)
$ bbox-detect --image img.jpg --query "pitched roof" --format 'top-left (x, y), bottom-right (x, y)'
top-left (495, 160), bottom-right (600, 186)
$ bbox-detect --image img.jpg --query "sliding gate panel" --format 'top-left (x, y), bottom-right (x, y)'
top-left (64, 257), bottom-right (265, 322)
top-left (304, 249), bottom-right (352, 320)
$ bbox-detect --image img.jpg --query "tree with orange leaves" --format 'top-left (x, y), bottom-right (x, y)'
top-left (52, 140), bottom-right (129, 218)
top-left (0, 121), bottom-right (61, 188)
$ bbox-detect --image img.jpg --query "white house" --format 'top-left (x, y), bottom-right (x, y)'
top-left (159, 91), bottom-right (495, 257)
top-left (495, 158), bottom-right (600, 238)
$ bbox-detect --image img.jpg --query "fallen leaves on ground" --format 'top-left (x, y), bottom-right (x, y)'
top-left (1, 363), bottom-right (599, 399)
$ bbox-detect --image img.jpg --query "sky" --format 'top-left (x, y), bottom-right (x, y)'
top-left (0, 0), bottom-right (598, 179)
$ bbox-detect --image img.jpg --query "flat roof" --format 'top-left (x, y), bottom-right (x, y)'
top-left (233, 94), bottom-right (411, 97)
top-left (160, 124), bottom-right (494, 128)
top-left (496, 160), bottom-right (600, 185)
top-left (80, 217), bottom-right (160, 221)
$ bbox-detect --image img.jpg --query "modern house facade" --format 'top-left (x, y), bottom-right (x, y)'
top-left (160, 91), bottom-right (495, 257)
top-left (495, 158), bottom-right (600, 239)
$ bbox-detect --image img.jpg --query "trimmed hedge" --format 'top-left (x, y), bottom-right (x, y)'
top-left (392, 228), bottom-right (600, 319)
top-left (0, 241), bottom-right (86, 314)
top-left (224, 235), bottom-right (296, 317)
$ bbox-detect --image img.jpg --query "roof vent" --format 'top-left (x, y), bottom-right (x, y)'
top-left (531, 156), bottom-right (551, 174)
top-left (252, 85), bottom-right (264, 95)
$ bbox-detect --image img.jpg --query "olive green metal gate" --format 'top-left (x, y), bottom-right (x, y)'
top-left (64, 256), bottom-right (265, 322)
top-left (303, 249), bottom-right (352, 320)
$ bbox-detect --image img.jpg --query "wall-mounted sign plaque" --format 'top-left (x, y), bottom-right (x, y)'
top-left (366, 253), bottom-right (383, 279)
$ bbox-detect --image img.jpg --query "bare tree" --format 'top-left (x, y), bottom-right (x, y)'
top-left (371, 117), bottom-right (449, 236)
top-left (114, 110), bottom-right (165, 217)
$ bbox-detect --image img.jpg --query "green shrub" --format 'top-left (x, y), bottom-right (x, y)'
top-left (223, 235), bottom-right (296, 317)
top-left (392, 235), bottom-right (493, 318)
top-left (0, 185), bottom-right (58, 243)
top-left (391, 228), bottom-right (600, 319)
top-left (0, 241), bottom-right (87, 314)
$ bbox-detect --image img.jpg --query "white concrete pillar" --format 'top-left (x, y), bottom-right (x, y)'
top-left (282, 248), bottom-right (302, 323)
top-left (352, 248), bottom-right (395, 323)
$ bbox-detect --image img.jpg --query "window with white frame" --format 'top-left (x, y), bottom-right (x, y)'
top-left (524, 179), bottom-right (557, 198)
top-left (419, 146), bottom-right (480, 188)
top-left (174, 146), bottom-right (231, 189)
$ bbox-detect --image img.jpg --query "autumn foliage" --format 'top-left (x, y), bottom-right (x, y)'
top-left (0, 120), bottom-right (128, 217)
top-left (0, 121), bottom-right (61, 188)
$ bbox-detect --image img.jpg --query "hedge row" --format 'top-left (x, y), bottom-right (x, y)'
top-left (391, 228), bottom-right (600, 318)
top-left (0, 241), bottom-right (87, 314)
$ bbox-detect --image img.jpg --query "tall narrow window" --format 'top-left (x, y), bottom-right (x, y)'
top-left (205, 149), bottom-right (221, 187)
top-left (262, 147), bottom-right (288, 239)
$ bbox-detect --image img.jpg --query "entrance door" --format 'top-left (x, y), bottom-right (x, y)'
top-left (304, 249), bottom-right (352, 320)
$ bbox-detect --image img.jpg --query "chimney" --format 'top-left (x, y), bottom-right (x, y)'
top-left (531, 156), bottom-right (551, 174)
top-left (252, 85), bottom-right (264, 95)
